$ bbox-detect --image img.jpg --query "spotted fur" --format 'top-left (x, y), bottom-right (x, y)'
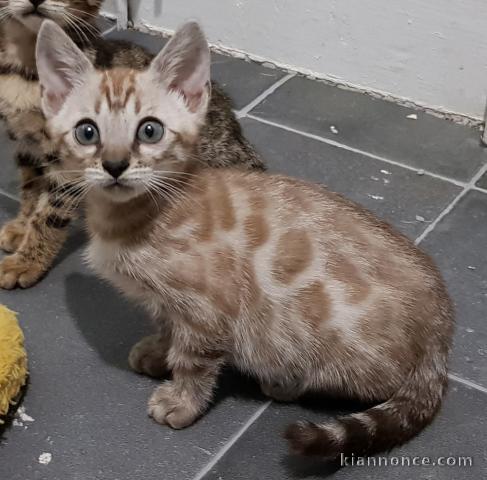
top-left (0, 1), bottom-right (262, 289)
top-left (37, 21), bottom-right (454, 459)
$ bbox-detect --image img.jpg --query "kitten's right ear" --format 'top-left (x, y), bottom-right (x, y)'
top-left (36, 20), bottom-right (94, 118)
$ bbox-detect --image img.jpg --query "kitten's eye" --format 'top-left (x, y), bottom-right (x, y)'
top-left (75, 122), bottom-right (100, 146)
top-left (137, 120), bottom-right (164, 144)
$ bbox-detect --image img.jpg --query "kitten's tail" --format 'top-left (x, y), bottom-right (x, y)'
top-left (284, 345), bottom-right (449, 459)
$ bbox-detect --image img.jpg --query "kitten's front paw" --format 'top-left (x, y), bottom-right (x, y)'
top-left (0, 254), bottom-right (44, 289)
top-left (147, 382), bottom-right (201, 429)
top-left (129, 334), bottom-right (171, 378)
top-left (0, 220), bottom-right (26, 253)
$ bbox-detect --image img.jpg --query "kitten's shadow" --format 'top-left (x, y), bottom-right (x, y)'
top-left (64, 272), bottom-right (264, 404)
top-left (281, 456), bottom-right (342, 479)
top-left (65, 272), bottom-right (151, 370)
top-left (52, 226), bottom-right (87, 267)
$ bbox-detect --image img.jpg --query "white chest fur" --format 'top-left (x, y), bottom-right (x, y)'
top-left (85, 236), bottom-right (166, 316)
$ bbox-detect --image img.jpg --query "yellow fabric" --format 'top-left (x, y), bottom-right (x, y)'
top-left (0, 306), bottom-right (28, 422)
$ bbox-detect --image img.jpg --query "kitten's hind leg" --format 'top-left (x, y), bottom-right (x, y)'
top-left (129, 333), bottom-right (172, 378)
top-left (260, 378), bottom-right (305, 402)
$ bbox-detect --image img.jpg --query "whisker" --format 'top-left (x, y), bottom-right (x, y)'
top-left (65, 6), bottom-right (100, 19)
top-left (152, 170), bottom-right (200, 178)
top-left (148, 178), bottom-right (200, 210)
top-left (62, 13), bottom-right (90, 44)
top-left (150, 176), bottom-right (201, 191)
top-left (63, 9), bottom-right (99, 40)
top-left (0, 7), bottom-right (12, 23)
top-left (143, 184), bottom-right (163, 213)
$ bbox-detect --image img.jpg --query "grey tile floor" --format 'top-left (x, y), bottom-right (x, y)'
top-left (1, 25), bottom-right (487, 480)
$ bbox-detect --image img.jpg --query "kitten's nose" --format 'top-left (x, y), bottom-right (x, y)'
top-left (102, 159), bottom-right (129, 179)
top-left (29, 0), bottom-right (45, 8)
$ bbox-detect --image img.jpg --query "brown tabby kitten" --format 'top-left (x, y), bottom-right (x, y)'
top-left (0, 0), bottom-right (262, 290)
top-left (36, 20), bottom-right (454, 458)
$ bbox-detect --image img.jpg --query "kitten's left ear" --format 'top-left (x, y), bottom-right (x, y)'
top-left (36, 20), bottom-right (94, 118)
top-left (150, 21), bottom-right (210, 113)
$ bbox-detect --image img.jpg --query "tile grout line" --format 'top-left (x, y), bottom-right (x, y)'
top-left (236, 73), bottom-right (295, 119)
top-left (245, 114), bottom-right (470, 189)
top-left (448, 374), bottom-right (487, 395)
top-left (191, 400), bottom-right (272, 480)
top-left (101, 24), bottom-right (118, 36)
top-left (0, 188), bottom-right (19, 203)
top-left (415, 161), bottom-right (487, 245)
top-left (472, 185), bottom-right (487, 195)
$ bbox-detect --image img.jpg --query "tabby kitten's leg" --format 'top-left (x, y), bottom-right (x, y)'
top-left (0, 110), bottom-right (56, 253)
top-left (0, 183), bottom-right (76, 289)
top-left (129, 331), bottom-right (173, 378)
top-left (147, 339), bottom-right (225, 429)
top-left (0, 154), bottom-right (44, 253)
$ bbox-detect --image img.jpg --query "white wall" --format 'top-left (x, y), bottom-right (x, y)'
top-left (101, 0), bottom-right (118, 16)
top-left (128, 0), bottom-right (487, 120)
top-left (102, 0), bottom-right (128, 29)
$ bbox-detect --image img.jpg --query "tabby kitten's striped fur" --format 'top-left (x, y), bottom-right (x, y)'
top-left (0, 0), bottom-right (261, 289)
top-left (37, 20), bottom-right (454, 459)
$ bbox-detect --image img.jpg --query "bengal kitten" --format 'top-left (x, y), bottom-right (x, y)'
top-left (36, 20), bottom-right (454, 459)
top-left (0, 0), bottom-right (262, 289)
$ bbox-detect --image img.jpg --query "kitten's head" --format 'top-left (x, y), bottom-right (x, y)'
top-left (2, 0), bottom-right (102, 33)
top-left (36, 20), bottom-right (210, 203)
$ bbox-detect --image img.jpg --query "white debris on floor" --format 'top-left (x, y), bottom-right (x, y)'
top-left (417, 169), bottom-right (425, 175)
top-left (330, 125), bottom-right (339, 134)
top-left (17, 406), bottom-right (34, 423)
top-left (406, 113), bottom-right (418, 120)
top-left (368, 194), bottom-right (384, 200)
top-left (467, 266), bottom-right (477, 270)
top-left (195, 446), bottom-right (212, 456)
top-left (38, 453), bottom-right (52, 465)
top-left (415, 215), bottom-right (426, 222)
top-left (380, 169), bottom-right (392, 175)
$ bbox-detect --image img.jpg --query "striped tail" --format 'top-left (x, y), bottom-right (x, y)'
top-left (284, 348), bottom-right (449, 458)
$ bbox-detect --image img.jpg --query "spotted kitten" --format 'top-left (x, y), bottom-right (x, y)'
top-left (0, 0), bottom-right (261, 289)
top-left (36, 20), bottom-right (454, 458)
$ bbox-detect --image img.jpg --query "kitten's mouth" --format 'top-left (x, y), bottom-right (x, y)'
top-left (21, 8), bottom-right (46, 18)
top-left (104, 181), bottom-right (132, 191)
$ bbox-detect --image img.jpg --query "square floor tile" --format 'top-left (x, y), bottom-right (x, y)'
top-left (250, 76), bottom-right (487, 181)
top-left (210, 53), bottom-right (286, 110)
top-left (202, 382), bottom-right (487, 480)
top-left (421, 190), bottom-right (487, 388)
top-left (241, 117), bottom-right (461, 239)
